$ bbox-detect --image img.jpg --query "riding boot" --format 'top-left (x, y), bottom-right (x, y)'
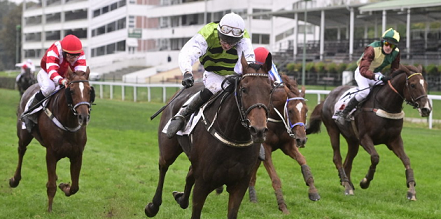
top-left (336, 97), bottom-right (359, 125)
top-left (166, 88), bottom-right (213, 138)
top-left (22, 90), bottom-right (45, 133)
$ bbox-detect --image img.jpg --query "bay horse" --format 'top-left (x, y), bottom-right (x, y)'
top-left (306, 64), bottom-right (432, 200)
top-left (17, 67), bottom-right (37, 97)
top-left (145, 54), bottom-right (273, 219)
top-left (248, 75), bottom-right (320, 214)
top-left (9, 67), bottom-right (94, 212)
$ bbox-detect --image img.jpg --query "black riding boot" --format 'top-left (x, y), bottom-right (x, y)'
top-left (22, 90), bottom-right (45, 133)
top-left (166, 89), bottom-right (213, 138)
top-left (336, 97), bottom-right (359, 125)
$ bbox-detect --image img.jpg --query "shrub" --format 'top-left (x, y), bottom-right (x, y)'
top-left (315, 62), bottom-right (326, 73)
top-left (327, 62), bottom-right (338, 74)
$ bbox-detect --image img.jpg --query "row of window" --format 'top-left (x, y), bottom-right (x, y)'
top-left (93, 0), bottom-right (126, 18)
top-left (91, 40), bottom-right (126, 57)
top-left (92, 18), bottom-right (126, 37)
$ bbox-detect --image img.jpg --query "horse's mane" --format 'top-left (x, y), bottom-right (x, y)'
top-left (281, 75), bottom-right (300, 96)
top-left (390, 64), bottom-right (421, 78)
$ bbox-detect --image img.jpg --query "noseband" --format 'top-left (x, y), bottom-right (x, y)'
top-left (234, 73), bottom-right (271, 128)
top-left (65, 80), bottom-right (94, 115)
top-left (271, 96), bottom-right (307, 139)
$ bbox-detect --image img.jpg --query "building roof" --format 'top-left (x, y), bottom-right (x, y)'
top-left (359, 0), bottom-right (441, 12)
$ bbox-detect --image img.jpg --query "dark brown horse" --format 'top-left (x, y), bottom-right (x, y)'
top-left (145, 54), bottom-right (273, 219)
top-left (10, 67), bottom-right (94, 212)
top-left (17, 67), bottom-right (37, 97)
top-left (306, 64), bottom-right (432, 200)
top-left (248, 75), bottom-right (320, 214)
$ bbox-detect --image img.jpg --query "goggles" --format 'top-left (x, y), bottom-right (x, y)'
top-left (382, 40), bottom-right (396, 49)
top-left (219, 25), bottom-right (243, 37)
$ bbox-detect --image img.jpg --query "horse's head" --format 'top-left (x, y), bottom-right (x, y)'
top-left (237, 52), bottom-right (273, 143)
top-left (394, 65), bottom-right (432, 117)
top-left (64, 67), bottom-right (95, 126)
top-left (283, 77), bottom-right (308, 147)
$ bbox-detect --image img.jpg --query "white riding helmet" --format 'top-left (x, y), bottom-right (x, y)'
top-left (217, 12), bottom-right (245, 38)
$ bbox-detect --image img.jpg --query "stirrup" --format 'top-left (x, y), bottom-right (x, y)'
top-left (22, 116), bottom-right (35, 133)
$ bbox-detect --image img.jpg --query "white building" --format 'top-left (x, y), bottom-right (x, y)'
top-left (21, 0), bottom-right (323, 81)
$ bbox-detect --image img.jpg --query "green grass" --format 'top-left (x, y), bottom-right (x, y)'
top-left (0, 87), bottom-right (440, 219)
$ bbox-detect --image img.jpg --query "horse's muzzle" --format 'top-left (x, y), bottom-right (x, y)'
top-left (249, 126), bottom-right (268, 143)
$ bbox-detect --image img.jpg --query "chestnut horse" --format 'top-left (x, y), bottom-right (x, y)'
top-left (306, 65), bottom-right (432, 200)
top-left (145, 54), bottom-right (273, 219)
top-left (248, 75), bottom-right (320, 214)
top-left (17, 67), bottom-right (37, 97)
top-left (10, 67), bottom-right (94, 212)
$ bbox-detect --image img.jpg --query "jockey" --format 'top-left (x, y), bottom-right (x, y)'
top-left (22, 34), bottom-right (87, 133)
top-left (254, 47), bottom-right (283, 86)
top-left (336, 28), bottom-right (401, 125)
top-left (166, 12), bottom-right (255, 138)
top-left (15, 59), bottom-right (35, 82)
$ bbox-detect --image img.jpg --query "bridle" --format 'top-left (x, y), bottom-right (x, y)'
top-left (234, 73), bottom-right (272, 128)
top-left (65, 80), bottom-right (95, 115)
top-left (270, 96), bottom-right (307, 139)
top-left (387, 72), bottom-right (427, 109)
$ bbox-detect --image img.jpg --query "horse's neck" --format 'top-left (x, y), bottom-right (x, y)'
top-left (48, 91), bottom-right (73, 123)
top-left (371, 76), bottom-right (406, 112)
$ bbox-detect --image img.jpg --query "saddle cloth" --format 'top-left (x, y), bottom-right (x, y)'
top-left (331, 87), bottom-right (359, 120)
top-left (20, 93), bottom-right (48, 130)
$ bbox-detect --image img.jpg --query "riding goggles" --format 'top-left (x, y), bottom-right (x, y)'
top-left (219, 25), bottom-right (243, 37)
top-left (66, 52), bottom-right (81, 57)
top-left (220, 38), bottom-right (238, 47)
top-left (382, 40), bottom-right (396, 49)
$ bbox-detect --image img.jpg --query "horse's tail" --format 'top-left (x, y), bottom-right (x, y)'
top-left (306, 101), bottom-right (324, 135)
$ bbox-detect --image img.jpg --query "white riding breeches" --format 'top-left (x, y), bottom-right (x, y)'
top-left (354, 67), bottom-right (384, 102)
top-left (37, 69), bottom-right (57, 97)
top-left (202, 71), bottom-right (230, 94)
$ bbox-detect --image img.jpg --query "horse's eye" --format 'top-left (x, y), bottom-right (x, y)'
top-left (410, 84), bottom-right (416, 88)
top-left (241, 87), bottom-right (247, 94)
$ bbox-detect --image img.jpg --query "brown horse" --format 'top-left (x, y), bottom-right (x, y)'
top-left (306, 64), bottom-right (432, 200)
top-left (248, 75), bottom-right (320, 214)
top-left (10, 67), bottom-right (94, 212)
top-left (145, 54), bottom-right (273, 219)
top-left (17, 67), bottom-right (37, 97)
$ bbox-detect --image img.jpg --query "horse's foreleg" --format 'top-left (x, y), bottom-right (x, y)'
top-left (343, 139), bottom-right (360, 190)
top-left (190, 180), bottom-right (211, 219)
top-left (327, 129), bottom-right (353, 195)
top-left (59, 156), bottom-right (82, 196)
top-left (46, 154), bottom-right (58, 212)
top-left (226, 178), bottom-right (250, 219)
top-left (262, 148), bottom-right (289, 214)
top-left (388, 138), bottom-right (417, 200)
top-left (358, 139), bottom-right (379, 190)
top-left (248, 149), bottom-right (263, 203)
top-left (10, 130), bottom-right (33, 188)
top-left (173, 166), bottom-right (194, 209)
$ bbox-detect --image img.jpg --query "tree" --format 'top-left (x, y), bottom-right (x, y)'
top-left (0, 1), bottom-right (21, 70)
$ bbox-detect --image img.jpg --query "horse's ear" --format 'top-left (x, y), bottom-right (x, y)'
top-left (417, 64), bottom-right (423, 73)
top-left (66, 66), bottom-right (74, 80)
top-left (264, 52), bottom-right (272, 73)
top-left (240, 52), bottom-right (247, 71)
top-left (86, 67), bottom-right (90, 80)
top-left (300, 86), bottom-right (306, 98)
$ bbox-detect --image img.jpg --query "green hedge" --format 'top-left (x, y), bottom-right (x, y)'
top-left (0, 77), bottom-right (16, 89)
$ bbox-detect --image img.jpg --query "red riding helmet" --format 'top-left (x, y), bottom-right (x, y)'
top-left (61, 34), bottom-right (83, 54)
top-left (254, 47), bottom-right (270, 64)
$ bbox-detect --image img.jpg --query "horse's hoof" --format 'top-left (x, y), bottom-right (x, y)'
top-left (309, 193), bottom-right (321, 201)
top-left (215, 186), bottom-right (224, 194)
top-left (145, 203), bottom-right (159, 217)
top-left (58, 183), bottom-right (72, 196)
top-left (359, 178), bottom-right (370, 189)
top-left (9, 177), bottom-right (20, 188)
top-left (172, 191), bottom-right (188, 209)
top-left (279, 204), bottom-right (290, 215)
top-left (407, 192), bottom-right (417, 201)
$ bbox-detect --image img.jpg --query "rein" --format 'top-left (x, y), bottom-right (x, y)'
top-left (44, 80), bottom-right (93, 132)
top-left (387, 72), bottom-right (426, 108)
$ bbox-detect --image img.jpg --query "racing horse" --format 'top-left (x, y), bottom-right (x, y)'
top-left (248, 75), bottom-right (320, 214)
top-left (306, 64), bottom-right (432, 200)
top-left (145, 54), bottom-right (273, 219)
top-left (17, 67), bottom-right (37, 97)
top-left (9, 67), bottom-right (94, 212)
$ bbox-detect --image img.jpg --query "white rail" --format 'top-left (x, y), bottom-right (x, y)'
top-left (89, 82), bottom-right (440, 129)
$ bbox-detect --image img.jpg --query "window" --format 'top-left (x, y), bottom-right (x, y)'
top-left (251, 34), bottom-right (270, 44)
